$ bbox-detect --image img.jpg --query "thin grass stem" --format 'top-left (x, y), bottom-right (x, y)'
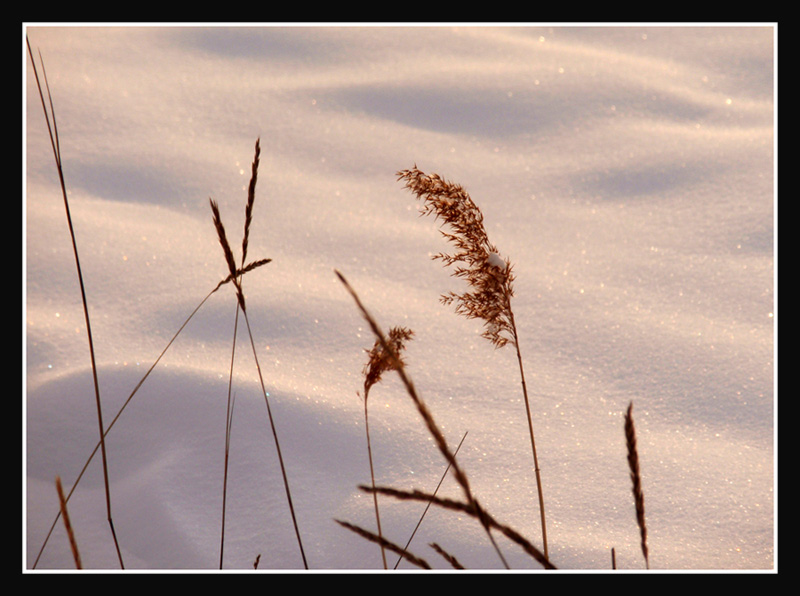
top-left (210, 196), bottom-right (308, 569)
top-left (509, 309), bottom-right (548, 559)
top-left (32, 265), bottom-right (263, 568)
top-left (218, 303), bottom-right (239, 569)
top-left (240, 305), bottom-right (308, 569)
top-left (363, 388), bottom-right (387, 569)
top-left (394, 430), bottom-right (468, 569)
top-left (361, 325), bottom-right (413, 569)
top-left (27, 36), bottom-right (123, 568)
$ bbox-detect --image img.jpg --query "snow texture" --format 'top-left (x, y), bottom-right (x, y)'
top-left (24, 24), bottom-right (775, 572)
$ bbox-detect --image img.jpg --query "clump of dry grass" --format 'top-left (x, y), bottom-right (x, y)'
top-left (209, 139), bottom-right (308, 569)
top-left (360, 326), bottom-right (414, 568)
top-left (336, 270), bottom-right (556, 569)
top-left (31, 253), bottom-right (271, 569)
top-left (397, 166), bottom-right (549, 559)
top-left (624, 402), bottom-right (649, 569)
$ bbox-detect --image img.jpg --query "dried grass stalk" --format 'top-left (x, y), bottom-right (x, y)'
top-left (397, 166), bottom-right (549, 558)
top-left (361, 326), bottom-right (414, 569)
top-left (429, 542), bottom-right (464, 569)
top-left (55, 475), bottom-right (82, 569)
top-left (241, 138), bottom-right (260, 266)
top-left (210, 199), bottom-right (246, 311)
top-left (363, 484), bottom-right (555, 569)
top-left (335, 520), bottom-right (432, 570)
top-left (209, 146), bottom-right (308, 568)
top-left (218, 141), bottom-right (262, 567)
top-left (28, 37), bottom-right (124, 569)
top-left (336, 270), bottom-right (512, 568)
top-left (625, 402), bottom-right (649, 569)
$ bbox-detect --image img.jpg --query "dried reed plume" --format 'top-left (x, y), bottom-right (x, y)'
top-left (397, 166), bottom-right (549, 559)
top-left (364, 327), bottom-right (415, 399)
top-left (361, 326), bottom-right (414, 568)
top-left (625, 402), bottom-right (649, 569)
top-left (397, 167), bottom-right (514, 348)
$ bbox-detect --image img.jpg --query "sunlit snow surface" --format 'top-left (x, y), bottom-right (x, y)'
top-left (24, 25), bottom-right (775, 571)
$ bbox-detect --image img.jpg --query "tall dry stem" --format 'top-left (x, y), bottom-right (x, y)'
top-left (27, 37), bottom-right (124, 569)
top-left (218, 138), bottom-right (260, 569)
top-left (29, 135), bottom-right (269, 568)
top-left (361, 326), bottom-right (414, 569)
top-left (397, 166), bottom-right (548, 559)
top-left (210, 188), bottom-right (308, 569)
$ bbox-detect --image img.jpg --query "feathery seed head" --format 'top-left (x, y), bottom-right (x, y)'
top-left (397, 166), bottom-right (516, 348)
top-left (363, 326), bottom-right (414, 399)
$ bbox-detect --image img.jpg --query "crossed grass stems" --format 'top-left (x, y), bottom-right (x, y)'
top-left (28, 42), bottom-right (650, 570)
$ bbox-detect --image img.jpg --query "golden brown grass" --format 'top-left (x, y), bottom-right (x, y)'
top-left (397, 166), bottom-right (549, 559)
top-left (214, 138), bottom-right (260, 569)
top-left (28, 38), bottom-right (657, 567)
top-left (335, 270), bottom-right (555, 569)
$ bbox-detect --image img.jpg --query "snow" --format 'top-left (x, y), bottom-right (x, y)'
top-left (487, 252), bottom-right (507, 271)
top-left (24, 24), bottom-right (775, 572)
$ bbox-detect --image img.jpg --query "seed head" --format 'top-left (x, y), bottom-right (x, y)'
top-left (397, 166), bottom-right (515, 348)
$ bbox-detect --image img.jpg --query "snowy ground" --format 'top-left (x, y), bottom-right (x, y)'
top-left (24, 24), bottom-right (775, 572)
